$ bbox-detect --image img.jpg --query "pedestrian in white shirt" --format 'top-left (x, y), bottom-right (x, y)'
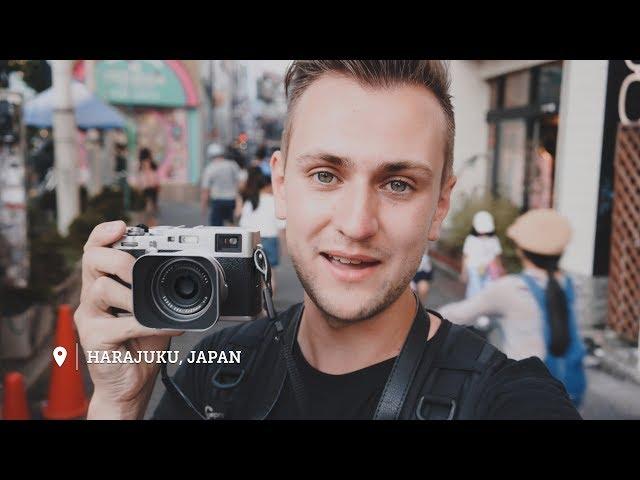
top-left (200, 143), bottom-right (241, 226)
top-left (461, 210), bottom-right (504, 299)
top-left (239, 164), bottom-right (283, 293)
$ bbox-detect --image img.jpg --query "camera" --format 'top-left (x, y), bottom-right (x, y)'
top-left (112, 225), bottom-right (264, 330)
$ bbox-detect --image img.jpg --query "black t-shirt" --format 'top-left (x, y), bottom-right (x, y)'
top-left (152, 309), bottom-right (582, 420)
top-left (267, 338), bottom-right (396, 420)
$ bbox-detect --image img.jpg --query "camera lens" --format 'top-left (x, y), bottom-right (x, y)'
top-left (175, 276), bottom-right (198, 299)
top-left (152, 258), bottom-right (214, 321)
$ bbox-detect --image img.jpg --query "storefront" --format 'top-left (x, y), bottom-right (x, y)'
top-left (599, 61), bottom-right (640, 343)
top-left (450, 60), bottom-right (639, 341)
top-left (93, 60), bottom-right (202, 186)
top-left (485, 62), bottom-right (563, 210)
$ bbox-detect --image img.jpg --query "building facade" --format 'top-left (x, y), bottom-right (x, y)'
top-left (91, 60), bottom-right (204, 189)
top-left (449, 60), bottom-right (640, 340)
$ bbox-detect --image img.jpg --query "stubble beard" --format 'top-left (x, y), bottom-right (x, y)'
top-left (289, 248), bottom-right (417, 328)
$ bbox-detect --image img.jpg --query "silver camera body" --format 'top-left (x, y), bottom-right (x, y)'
top-left (112, 225), bottom-right (264, 331)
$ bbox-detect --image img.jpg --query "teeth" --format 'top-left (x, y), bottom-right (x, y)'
top-left (330, 255), bottom-right (362, 265)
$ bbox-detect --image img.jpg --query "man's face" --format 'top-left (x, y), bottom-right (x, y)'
top-left (272, 75), bottom-right (455, 323)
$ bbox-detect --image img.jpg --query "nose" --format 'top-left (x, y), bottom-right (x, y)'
top-left (334, 180), bottom-right (379, 241)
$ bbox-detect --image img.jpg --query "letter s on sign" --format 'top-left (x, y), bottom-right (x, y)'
top-left (619, 60), bottom-right (640, 126)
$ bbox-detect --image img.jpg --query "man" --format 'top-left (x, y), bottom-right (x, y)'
top-left (75, 60), bottom-right (581, 420)
top-left (200, 142), bottom-right (241, 226)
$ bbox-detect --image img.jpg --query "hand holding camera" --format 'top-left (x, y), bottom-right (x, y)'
top-left (75, 221), bottom-right (266, 419)
top-left (75, 221), bottom-right (184, 419)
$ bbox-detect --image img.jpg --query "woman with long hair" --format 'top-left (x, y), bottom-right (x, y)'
top-left (439, 209), bottom-right (587, 407)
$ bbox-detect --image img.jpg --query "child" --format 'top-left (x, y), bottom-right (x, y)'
top-left (461, 210), bottom-right (503, 299)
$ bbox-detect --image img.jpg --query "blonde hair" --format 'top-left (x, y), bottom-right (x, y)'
top-left (281, 60), bottom-right (455, 181)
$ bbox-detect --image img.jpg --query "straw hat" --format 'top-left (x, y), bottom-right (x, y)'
top-left (507, 209), bottom-right (572, 255)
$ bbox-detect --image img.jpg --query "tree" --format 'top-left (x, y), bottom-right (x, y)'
top-left (0, 60), bottom-right (52, 92)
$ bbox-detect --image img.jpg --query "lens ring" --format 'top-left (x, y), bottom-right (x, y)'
top-left (152, 258), bottom-right (214, 321)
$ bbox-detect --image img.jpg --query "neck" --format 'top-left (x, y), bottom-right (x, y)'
top-left (522, 258), bottom-right (563, 281)
top-left (522, 258), bottom-right (541, 272)
top-left (297, 287), bottom-right (420, 375)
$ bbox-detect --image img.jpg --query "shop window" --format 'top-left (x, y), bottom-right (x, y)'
top-left (489, 79), bottom-right (500, 110)
top-left (504, 70), bottom-right (530, 108)
top-left (537, 62), bottom-right (563, 106)
top-left (497, 119), bottom-right (527, 207)
top-left (527, 116), bottom-right (558, 209)
top-left (486, 62), bottom-right (563, 210)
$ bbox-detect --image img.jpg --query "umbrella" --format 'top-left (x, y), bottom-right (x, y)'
top-left (24, 81), bottom-right (126, 129)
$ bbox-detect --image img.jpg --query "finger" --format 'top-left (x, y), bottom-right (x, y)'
top-left (86, 275), bottom-right (134, 314)
top-left (82, 246), bottom-right (135, 289)
top-left (84, 220), bottom-right (127, 252)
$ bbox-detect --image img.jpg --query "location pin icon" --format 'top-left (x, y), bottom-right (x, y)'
top-left (53, 346), bottom-right (67, 367)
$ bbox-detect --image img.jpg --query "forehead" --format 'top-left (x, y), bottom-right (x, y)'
top-left (287, 74), bottom-right (447, 171)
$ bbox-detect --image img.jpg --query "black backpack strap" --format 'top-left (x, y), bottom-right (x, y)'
top-left (373, 299), bottom-right (433, 420)
top-left (413, 320), bottom-right (500, 420)
top-left (206, 316), bottom-right (274, 419)
top-left (205, 303), bottom-right (304, 419)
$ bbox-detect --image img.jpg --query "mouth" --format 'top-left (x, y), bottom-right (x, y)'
top-left (319, 251), bottom-right (382, 282)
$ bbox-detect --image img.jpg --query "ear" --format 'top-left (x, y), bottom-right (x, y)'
top-left (270, 150), bottom-right (287, 220)
top-left (427, 174), bottom-right (457, 242)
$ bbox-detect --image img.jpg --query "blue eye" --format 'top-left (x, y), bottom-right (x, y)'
top-left (388, 180), bottom-right (410, 193)
top-left (315, 172), bottom-right (336, 184)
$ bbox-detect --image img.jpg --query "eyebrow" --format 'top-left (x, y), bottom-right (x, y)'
top-left (380, 161), bottom-right (434, 179)
top-left (295, 152), bottom-right (355, 169)
top-left (295, 152), bottom-right (434, 179)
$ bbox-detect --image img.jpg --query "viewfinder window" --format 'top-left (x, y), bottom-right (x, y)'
top-left (216, 234), bottom-right (242, 253)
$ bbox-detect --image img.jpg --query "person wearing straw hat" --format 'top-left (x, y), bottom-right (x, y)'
top-left (440, 209), bottom-right (587, 407)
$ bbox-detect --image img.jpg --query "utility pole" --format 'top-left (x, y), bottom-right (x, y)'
top-left (85, 60), bottom-right (95, 92)
top-left (52, 60), bottom-right (79, 236)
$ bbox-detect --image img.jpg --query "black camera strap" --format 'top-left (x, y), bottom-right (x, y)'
top-left (254, 246), bottom-right (309, 416)
top-left (160, 342), bottom-right (207, 419)
top-left (373, 294), bottom-right (432, 420)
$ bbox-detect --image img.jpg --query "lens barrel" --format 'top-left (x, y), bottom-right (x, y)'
top-left (152, 258), bottom-right (214, 321)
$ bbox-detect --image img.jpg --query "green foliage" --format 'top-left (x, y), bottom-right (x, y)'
top-left (0, 196), bottom-right (70, 316)
top-left (0, 60), bottom-right (52, 92)
top-left (439, 192), bottom-right (522, 273)
top-left (68, 186), bottom-right (131, 252)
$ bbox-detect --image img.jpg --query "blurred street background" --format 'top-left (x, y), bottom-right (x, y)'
top-left (1, 60), bottom-right (639, 420)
